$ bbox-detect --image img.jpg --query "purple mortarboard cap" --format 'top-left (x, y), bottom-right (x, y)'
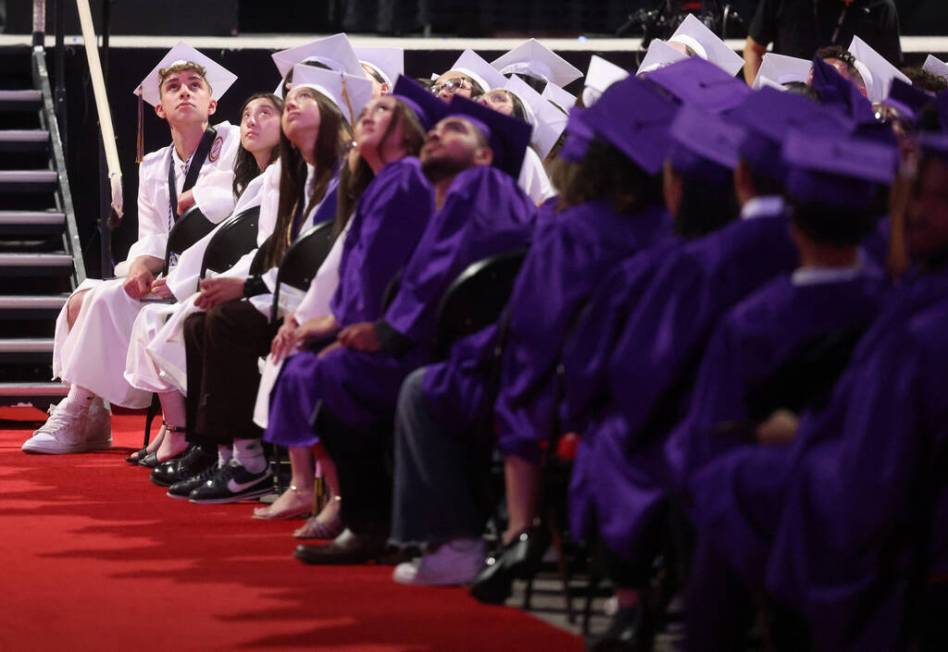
top-left (810, 58), bottom-right (876, 125)
top-left (783, 130), bottom-right (897, 209)
top-left (583, 75), bottom-right (678, 174)
top-left (559, 107), bottom-right (594, 163)
top-left (882, 78), bottom-right (934, 123)
top-left (646, 57), bottom-right (751, 114)
top-left (446, 94), bottom-right (532, 178)
top-left (728, 86), bottom-right (853, 182)
top-left (668, 104), bottom-right (745, 183)
top-left (392, 75), bottom-right (445, 131)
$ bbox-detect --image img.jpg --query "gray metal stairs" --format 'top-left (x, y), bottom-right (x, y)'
top-left (0, 47), bottom-right (85, 409)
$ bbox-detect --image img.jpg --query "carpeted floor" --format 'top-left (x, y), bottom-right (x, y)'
top-left (0, 406), bottom-right (582, 652)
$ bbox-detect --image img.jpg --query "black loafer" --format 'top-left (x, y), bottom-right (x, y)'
top-left (294, 528), bottom-right (388, 565)
top-left (151, 445), bottom-right (215, 487)
top-left (587, 606), bottom-right (653, 652)
top-left (166, 463), bottom-right (220, 500)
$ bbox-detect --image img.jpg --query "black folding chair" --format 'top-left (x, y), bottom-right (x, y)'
top-left (164, 205), bottom-right (216, 272)
top-left (199, 205), bottom-right (261, 281)
top-left (432, 249), bottom-right (528, 360)
top-left (269, 221), bottom-right (336, 322)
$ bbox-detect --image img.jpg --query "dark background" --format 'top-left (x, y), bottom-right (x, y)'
top-left (4, 1), bottom-right (948, 37)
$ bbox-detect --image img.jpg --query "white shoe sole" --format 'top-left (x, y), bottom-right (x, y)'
top-left (21, 439), bottom-right (113, 455)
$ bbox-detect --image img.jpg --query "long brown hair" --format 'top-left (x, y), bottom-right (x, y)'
top-left (266, 91), bottom-right (350, 268)
top-left (232, 93), bottom-right (283, 199)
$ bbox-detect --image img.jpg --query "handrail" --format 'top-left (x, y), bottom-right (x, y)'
top-left (74, 0), bottom-right (124, 220)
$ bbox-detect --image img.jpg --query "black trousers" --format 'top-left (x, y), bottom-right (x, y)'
top-left (183, 299), bottom-right (278, 446)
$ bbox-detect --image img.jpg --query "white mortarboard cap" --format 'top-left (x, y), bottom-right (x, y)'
top-left (447, 49), bottom-right (508, 93)
top-left (668, 14), bottom-right (744, 77)
top-left (505, 74), bottom-right (565, 158)
top-left (541, 82), bottom-right (576, 113)
top-left (848, 35), bottom-right (910, 103)
top-left (272, 34), bottom-right (366, 80)
top-left (490, 38), bottom-right (583, 88)
top-left (636, 39), bottom-right (688, 76)
top-left (582, 55), bottom-right (629, 107)
top-left (290, 64), bottom-right (374, 126)
top-left (923, 54), bottom-right (948, 81)
top-left (355, 47), bottom-right (405, 86)
top-left (752, 52), bottom-right (812, 90)
top-left (134, 41), bottom-right (237, 107)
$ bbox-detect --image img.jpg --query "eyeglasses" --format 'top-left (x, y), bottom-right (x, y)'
top-left (431, 78), bottom-right (472, 95)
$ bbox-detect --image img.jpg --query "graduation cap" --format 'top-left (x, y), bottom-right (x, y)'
top-left (636, 39), bottom-right (687, 76)
top-left (559, 107), bottom-right (594, 163)
top-left (646, 56), bottom-right (751, 114)
top-left (290, 64), bottom-right (374, 126)
top-left (133, 41), bottom-right (237, 162)
top-left (491, 39), bottom-right (583, 88)
top-left (752, 53), bottom-right (812, 90)
top-left (668, 104), bottom-right (744, 181)
top-left (584, 75), bottom-right (679, 174)
top-left (848, 35), bottom-right (911, 104)
top-left (728, 86), bottom-right (853, 182)
top-left (541, 82), bottom-right (576, 114)
top-left (783, 130), bottom-right (897, 209)
top-left (582, 55), bottom-right (629, 107)
top-left (445, 94), bottom-right (533, 178)
top-left (445, 50), bottom-right (508, 94)
top-left (923, 55), bottom-right (948, 81)
top-left (882, 78), bottom-right (935, 124)
top-left (668, 13), bottom-right (744, 77)
top-left (272, 34), bottom-right (366, 80)
top-left (392, 75), bottom-right (446, 131)
top-left (505, 74), bottom-right (568, 159)
top-left (355, 47), bottom-right (404, 87)
top-left (810, 57), bottom-right (877, 125)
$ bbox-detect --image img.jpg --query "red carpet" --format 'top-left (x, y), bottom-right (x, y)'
top-left (0, 407), bottom-right (582, 652)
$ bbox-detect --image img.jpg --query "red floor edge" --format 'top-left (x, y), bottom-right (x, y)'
top-left (0, 406), bottom-right (581, 652)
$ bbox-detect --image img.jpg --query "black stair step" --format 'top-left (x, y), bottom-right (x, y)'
top-left (0, 170), bottom-right (58, 193)
top-left (0, 383), bottom-right (67, 409)
top-left (0, 211), bottom-right (65, 236)
top-left (0, 337), bottom-right (54, 362)
top-left (0, 237), bottom-right (67, 254)
top-left (0, 130), bottom-right (49, 150)
top-left (0, 253), bottom-right (74, 278)
top-left (0, 294), bottom-right (67, 320)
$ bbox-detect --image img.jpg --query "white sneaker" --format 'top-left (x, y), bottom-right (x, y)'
top-left (392, 538), bottom-right (486, 586)
top-left (22, 399), bottom-right (110, 454)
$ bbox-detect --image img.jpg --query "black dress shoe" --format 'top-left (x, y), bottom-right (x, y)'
top-left (294, 528), bottom-right (388, 565)
top-left (587, 606), bottom-right (653, 652)
top-left (151, 445), bottom-right (216, 487)
top-left (138, 447), bottom-right (187, 469)
top-left (469, 524), bottom-right (550, 605)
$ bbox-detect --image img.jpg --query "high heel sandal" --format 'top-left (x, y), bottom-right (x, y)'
top-left (126, 424), bottom-right (167, 465)
top-left (252, 485), bottom-right (313, 520)
top-left (293, 496), bottom-right (344, 539)
top-left (469, 523), bottom-right (550, 605)
top-left (138, 422), bottom-right (187, 468)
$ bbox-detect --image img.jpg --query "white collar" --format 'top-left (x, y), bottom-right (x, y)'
top-left (741, 196), bottom-right (785, 221)
top-left (791, 252), bottom-right (865, 287)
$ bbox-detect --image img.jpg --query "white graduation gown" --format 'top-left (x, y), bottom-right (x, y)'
top-left (517, 146), bottom-right (555, 205)
top-left (123, 172), bottom-right (267, 395)
top-left (51, 123), bottom-right (239, 408)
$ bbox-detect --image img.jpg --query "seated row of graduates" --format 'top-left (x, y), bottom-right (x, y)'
top-left (30, 32), bottom-right (948, 651)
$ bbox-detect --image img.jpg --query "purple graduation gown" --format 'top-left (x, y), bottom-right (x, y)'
top-left (667, 272), bottom-right (888, 489)
top-left (264, 157), bottom-right (433, 446)
top-left (271, 165), bottom-right (535, 441)
top-left (492, 200), bottom-right (673, 463)
top-left (761, 266), bottom-right (948, 651)
top-left (570, 212), bottom-right (799, 558)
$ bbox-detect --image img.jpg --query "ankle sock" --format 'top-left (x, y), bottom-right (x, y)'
top-left (64, 385), bottom-right (96, 411)
top-left (217, 445), bottom-right (233, 468)
top-left (233, 438), bottom-right (267, 474)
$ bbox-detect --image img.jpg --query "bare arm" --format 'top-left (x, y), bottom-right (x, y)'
top-left (743, 36), bottom-right (768, 85)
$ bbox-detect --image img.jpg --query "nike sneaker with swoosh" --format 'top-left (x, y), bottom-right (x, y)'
top-left (188, 459), bottom-right (273, 504)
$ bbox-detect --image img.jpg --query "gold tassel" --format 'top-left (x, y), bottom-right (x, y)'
top-left (136, 92), bottom-right (144, 164)
top-left (339, 75), bottom-right (356, 127)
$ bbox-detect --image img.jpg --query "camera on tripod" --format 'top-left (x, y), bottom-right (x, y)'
top-left (617, 0), bottom-right (749, 46)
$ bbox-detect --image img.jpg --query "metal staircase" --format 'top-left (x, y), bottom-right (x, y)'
top-left (0, 46), bottom-right (85, 409)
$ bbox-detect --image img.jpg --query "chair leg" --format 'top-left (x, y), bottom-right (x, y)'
top-left (143, 393), bottom-right (160, 448)
top-left (548, 508), bottom-right (576, 624)
top-left (583, 566), bottom-right (600, 636)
